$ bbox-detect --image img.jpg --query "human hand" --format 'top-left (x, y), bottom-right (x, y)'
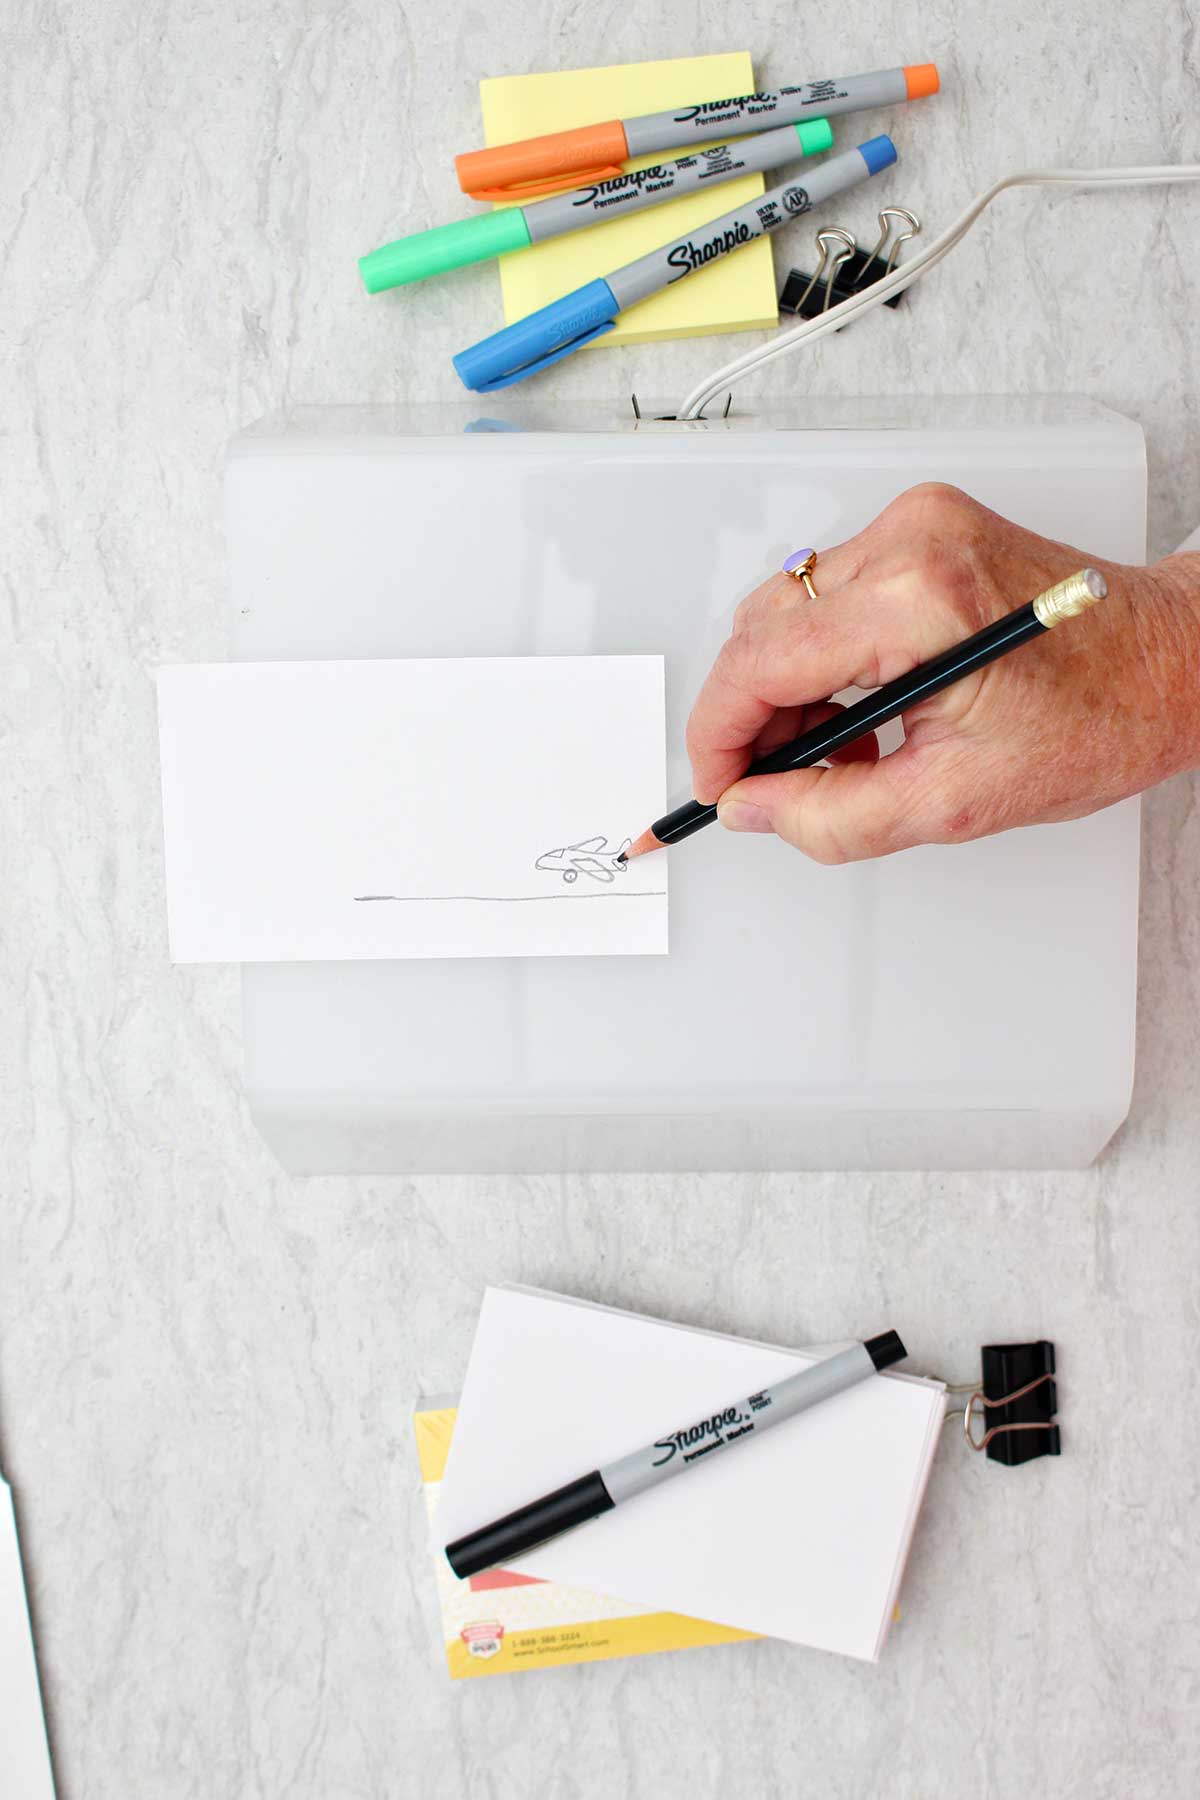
top-left (685, 484), bottom-right (1200, 863)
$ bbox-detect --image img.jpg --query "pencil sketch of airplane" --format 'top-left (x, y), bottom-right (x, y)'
top-left (534, 835), bottom-right (633, 885)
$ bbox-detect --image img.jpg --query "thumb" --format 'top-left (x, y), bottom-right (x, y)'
top-left (717, 755), bottom-right (934, 865)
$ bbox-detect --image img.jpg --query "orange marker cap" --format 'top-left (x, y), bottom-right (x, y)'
top-left (456, 119), bottom-right (631, 200)
top-left (903, 63), bottom-right (940, 100)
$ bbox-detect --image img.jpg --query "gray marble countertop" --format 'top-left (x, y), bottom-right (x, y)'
top-left (3, 4), bottom-right (1199, 1796)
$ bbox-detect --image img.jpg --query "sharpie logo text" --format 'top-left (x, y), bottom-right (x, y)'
top-left (666, 220), bottom-right (753, 278)
top-left (572, 166), bottom-right (675, 206)
top-left (674, 92), bottom-right (776, 122)
top-left (550, 303), bottom-right (613, 343)
top-left (652, 1404), bottom-right (752, 1466)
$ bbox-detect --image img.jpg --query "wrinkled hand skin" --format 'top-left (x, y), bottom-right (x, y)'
top-left (685, 483), bottom-right (1200, 864)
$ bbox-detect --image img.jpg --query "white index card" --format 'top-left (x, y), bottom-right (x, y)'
top-left (1, 1478), bottom-right (55, 1799)
top-left (436, 1288), bottom-right (946, 1660)
top-left (156, 657), bottom-right (668, 962)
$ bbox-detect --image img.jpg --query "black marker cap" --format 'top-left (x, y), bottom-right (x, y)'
top-left (445, 1469), bottom-right (615, 1581)
top-left (865, 1330), bottom-right (907, 1371)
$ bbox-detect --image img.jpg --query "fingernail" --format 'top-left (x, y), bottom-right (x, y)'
top-left (718, 799), bottom-right (772, 834)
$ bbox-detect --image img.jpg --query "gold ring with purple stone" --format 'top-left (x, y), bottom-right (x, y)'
top-left (782, 547), bottom-right (819, 599)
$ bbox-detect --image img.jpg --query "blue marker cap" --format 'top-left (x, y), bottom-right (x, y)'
top-left (857, 133), bottom-right (898, 175)
top-left (453, 278), bottom-right (621, 392)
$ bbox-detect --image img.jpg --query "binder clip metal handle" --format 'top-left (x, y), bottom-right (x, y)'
top-left (778, 211), bottom-right (921, 323)
top-left (789, 228), bottom-right (858, 316)
top-left (964, 1373), bottom-right (1056, 1453)
top-left (851, 207), bottom-right (922, 288)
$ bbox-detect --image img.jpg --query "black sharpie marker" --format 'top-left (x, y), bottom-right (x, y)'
top-left (444, 1330), bottom-right (906, 1579)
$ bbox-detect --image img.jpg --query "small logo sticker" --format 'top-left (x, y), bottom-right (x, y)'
top-left (461, 1620), bottom-right (505, 1660)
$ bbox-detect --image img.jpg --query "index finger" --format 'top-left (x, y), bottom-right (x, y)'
top-left (686, 550), bottom-right (971, 802)
top-left (684, 590), bottom-right (886, 802)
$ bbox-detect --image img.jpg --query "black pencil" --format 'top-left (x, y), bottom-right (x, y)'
top-left (621, 567), bottom-right (1107, 860)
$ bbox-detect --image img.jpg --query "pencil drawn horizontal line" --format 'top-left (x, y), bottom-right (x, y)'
top-left (353, 892), bottom-right (666, 904)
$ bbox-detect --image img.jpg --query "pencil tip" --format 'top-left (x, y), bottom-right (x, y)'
top-left (623, 827), bottom-right (664, 861)
top-left (616, 852), bottom-right (627, 864)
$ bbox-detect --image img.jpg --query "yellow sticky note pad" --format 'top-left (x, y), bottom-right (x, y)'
top-left (479, 54), bottom-right (779, 346)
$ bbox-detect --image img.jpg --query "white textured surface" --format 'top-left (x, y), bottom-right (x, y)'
top-left (2, 4), bottom-right (1199, 1798)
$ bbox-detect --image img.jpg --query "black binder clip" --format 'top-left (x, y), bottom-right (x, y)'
top-left (779, 207), bottom-right (921, 321)
top-left (965, 1340), bottom-right (1061, 1466)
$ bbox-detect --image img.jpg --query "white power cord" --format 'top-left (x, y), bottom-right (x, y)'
top-left (676, 164), bottom-right (1200, 421)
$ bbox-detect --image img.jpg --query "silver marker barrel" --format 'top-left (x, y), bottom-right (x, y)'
top-left (443, 1330), bottom-right (906, 1579)
top-left (621, 63), bottom-right (937, 155)
top-left (523, 119), bottom-right (833, 244)
top-left (606, 136), bottom-right (897, 312)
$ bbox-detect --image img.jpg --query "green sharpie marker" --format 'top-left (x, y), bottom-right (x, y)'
top-left (358, 117), bottom-right (833, 293)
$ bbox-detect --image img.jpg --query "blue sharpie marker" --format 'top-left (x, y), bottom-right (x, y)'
top-left (453, 135), bottom-right (897, 393)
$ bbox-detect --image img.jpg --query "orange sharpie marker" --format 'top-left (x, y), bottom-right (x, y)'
top-left (456, 62), bottom-right (938, 200)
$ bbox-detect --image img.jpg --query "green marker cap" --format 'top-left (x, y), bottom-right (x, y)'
top-left (359, 207), bottom-right (532, 293)
top-left (795, 117), bottom-right (835, 156)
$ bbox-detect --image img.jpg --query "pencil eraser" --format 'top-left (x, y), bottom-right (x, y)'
top-left (903, 63), bottom-right (940, 100)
